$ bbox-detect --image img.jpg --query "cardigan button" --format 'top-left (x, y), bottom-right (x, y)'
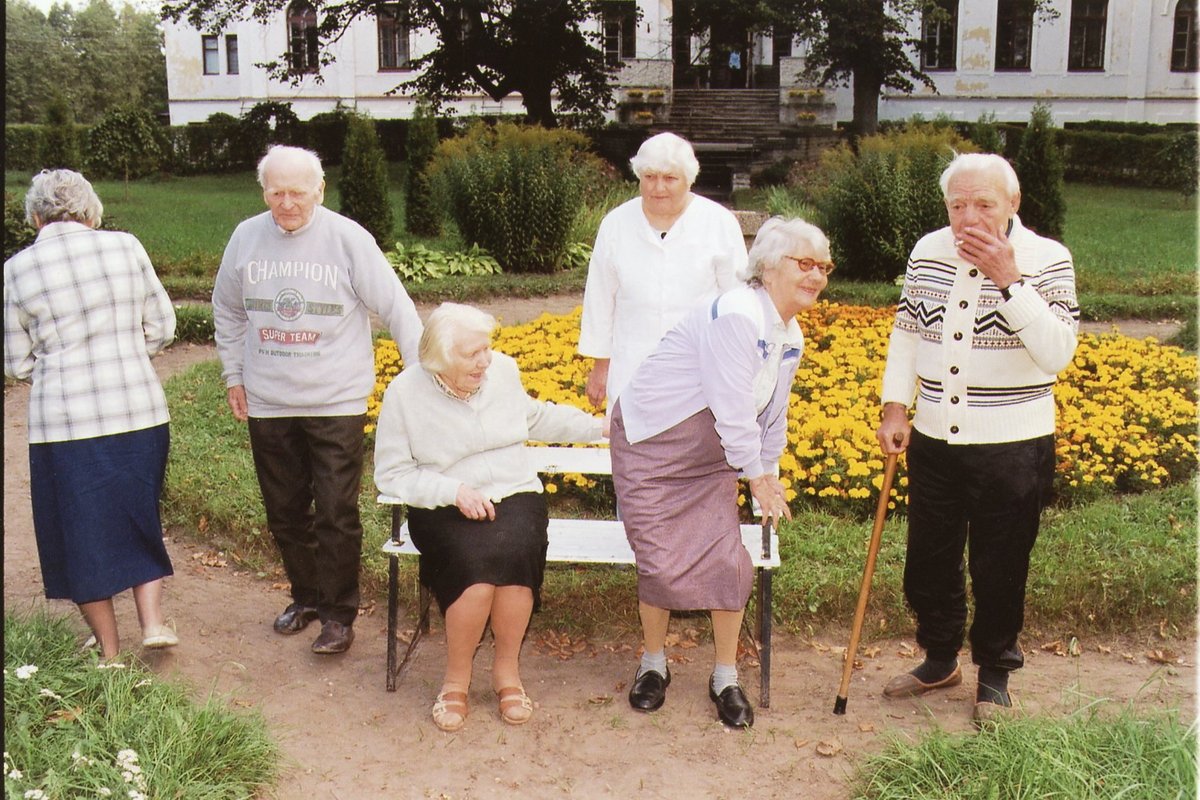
top-left (969, 269), bottom-right (978, 277)
top-left (950, 396), bottom-right (960, 404)
top-left (953, 332), bottom-right (964, 341)
top-left (950, 425), bottom-right (959, 434)
top-left (959, 300), bottom-right (969, 309)
top-left (950, 366), bottom-right (960, 375)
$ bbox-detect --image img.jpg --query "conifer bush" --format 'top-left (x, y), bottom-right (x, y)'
top-left (429, 122), bottom-right (600, 273)
top-left (339, 113), bottom-right (394, 248)
top-left (41, 94), bottom-right (80, 171)
top-left (1015, 102), bottom-right (1066, 239)
top-left (405, 101), bottom-right (442, 238)
top-left (805, 125), bottom-right (973, 282)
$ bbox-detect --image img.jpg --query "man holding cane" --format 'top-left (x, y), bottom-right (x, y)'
top-left (875, 153), bottom-right (1078, 725)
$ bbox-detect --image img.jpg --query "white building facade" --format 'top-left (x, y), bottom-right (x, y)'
top-left (163, 0), bottom-right (1197, 126)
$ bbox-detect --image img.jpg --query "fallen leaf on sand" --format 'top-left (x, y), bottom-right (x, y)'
top-left (794, 739), bottom-right (810, 749)
top-left (588, 695), bottom-right (612, 705)
top-left (1147, 650), bottom-right (1178, 665)
top-left (858, 722), bottom-right (875, 733)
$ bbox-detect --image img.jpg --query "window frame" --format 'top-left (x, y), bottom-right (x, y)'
top-left (920, 0), bottom-right (958, 72)
top-left (1172, 0), bottom-right (1198, 73)
top-left (1067, 0), bottom-right (1108, 72)
top-left (287, 1), bottom-right (320, 75)
top-left (377, 4), bottom-right (412, 71)
top-left (602, 1), bottom-right (637, 67)
top-left (202, 34), bottom-right (220, 75)
top-left (995, 0), bottom-right (1033, 72)
top-left (225, 34), bottom-right (239, 75)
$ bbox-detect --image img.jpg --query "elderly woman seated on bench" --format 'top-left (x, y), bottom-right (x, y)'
top-left (373, 303), bottom-right (605, 733)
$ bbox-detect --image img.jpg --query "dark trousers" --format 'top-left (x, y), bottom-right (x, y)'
top-left (904, 429), bottom-right (1055, 671)
top-left (248, 415), bottom-right (366, 627)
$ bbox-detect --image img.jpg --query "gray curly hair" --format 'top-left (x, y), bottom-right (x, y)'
top-left (24, 169), bottom-right (104, 228)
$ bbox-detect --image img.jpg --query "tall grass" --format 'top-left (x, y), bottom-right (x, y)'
top-left (3, 612), bottom-right (279, 799)
top-left (852, 704), bottom-right (1196, 799)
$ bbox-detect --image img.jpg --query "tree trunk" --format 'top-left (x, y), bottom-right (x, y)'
top-left (851, 64), bottom-right (882, 142)
top-left (521, 86), bottom-right (558, 128)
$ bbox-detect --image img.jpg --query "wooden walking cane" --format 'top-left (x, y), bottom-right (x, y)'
top-left (833, 452), bottom-right (899, 715)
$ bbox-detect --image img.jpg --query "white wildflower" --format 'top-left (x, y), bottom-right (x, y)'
top-left (15, 665), bottom-right (38, 680)
top-left (24, 790), bottom-right (46, 799)
top-left (127, 791), bottom-right (146, 800)
top-left (98, 789), bottom-right (112, 797)
top-left (38, 688), bottom-right (62, 701)
top-left (96, 662), bottom-right (126, 670)
top-left (8, 768), bottom-right (24, 780)
top-left (133, 679), bottom-right (152, 688)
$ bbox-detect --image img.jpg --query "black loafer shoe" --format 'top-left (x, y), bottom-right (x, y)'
top-left (628, 667), bottom-right (670, 712)
top-left (311, 621), bottom-right (354, 654)
top-left (709, 683), bottom-right (754, 728)
top-left (273, 603), bottom-right (319, 635)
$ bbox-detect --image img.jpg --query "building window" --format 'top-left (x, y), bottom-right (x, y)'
top-left (378, 5), bottom-right (411, 70)
top-left (226, 34), bottom-right (239, 75)
top-left (1172, 0), bottom-right (1198, 72)
top-left (995, 0), bottom-right (1033, 71)
top-left (1068, 0), bottom-right (1107, 71)
top-left (603, 1), bottom-right (637, 66)
top-left (921, 0), bottom-right (958, 71)
top-left (202, 34), bottom-right (219, 75)
top-left (287, 1), bottom-right (320, 74)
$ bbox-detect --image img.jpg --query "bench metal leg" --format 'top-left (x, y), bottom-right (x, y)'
top-left (386, 555), bottom-right (399, 692)
top-left (756, 567), bottom-right (772, 709)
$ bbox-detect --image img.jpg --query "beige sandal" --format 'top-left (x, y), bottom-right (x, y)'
top-left (496, 686), bottom-right (533, 725)
top-left (432, 690), bottom-right (468, 732)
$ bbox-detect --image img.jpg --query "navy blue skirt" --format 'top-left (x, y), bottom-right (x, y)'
top-left (30, 424), bottom-right (174, 604)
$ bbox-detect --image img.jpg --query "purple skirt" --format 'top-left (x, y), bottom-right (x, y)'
top-left (610, 404), bottom-right (752, 611)
top-left (30, 424), bottom-right (173, 604)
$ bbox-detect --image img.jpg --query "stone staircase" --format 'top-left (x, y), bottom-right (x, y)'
top-left (648, 89), bottom-right (836, 199)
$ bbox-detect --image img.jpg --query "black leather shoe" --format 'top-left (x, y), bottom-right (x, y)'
top-left (628, 667), bottom-right (670, 712)
top-left (709, 683), bottom-right (754, 728)
top-left (311, 621), bottom-right (354, 654)
top-left (273, 603), bottom-right (319, 635)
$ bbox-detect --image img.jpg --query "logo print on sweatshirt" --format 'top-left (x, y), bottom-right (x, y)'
top-left (273, 288), bottom-right (305, 321)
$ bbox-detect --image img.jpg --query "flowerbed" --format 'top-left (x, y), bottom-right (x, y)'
top-left (367, 305), bottom-right (1197, 514)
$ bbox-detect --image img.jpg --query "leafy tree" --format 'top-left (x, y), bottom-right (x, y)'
top-left (88, 106), bottom-right (164, 196)
top-left (789, 0), bottom-right (1057, 139)
top-left (1014, 102), bottom-right (1065, 240)
top-left (237, 101), bottom-right (303, 167)
top-left (5, 0), bottom-right (78, 123)
top-left (970, 111), bottom-right (1004, 155)
top-left (404, 101), bottom-right (442, 238)
top-left (162, 0), bottom-right (618, 128)
top-left (5, 0), bottom-right (166, 124)
top-left (339, 114), bottom-right (394, 248)
top-left (41, 93), bottom-right (82, 170)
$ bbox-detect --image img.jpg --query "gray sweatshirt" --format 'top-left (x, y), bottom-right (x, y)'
top-left (213, 205), bottom-right (422, 417)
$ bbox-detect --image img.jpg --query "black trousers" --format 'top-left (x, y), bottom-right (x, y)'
top-left (248, 415), bottom-right (366, 627)
top-left (903, 429), bottom-right (1055, 671)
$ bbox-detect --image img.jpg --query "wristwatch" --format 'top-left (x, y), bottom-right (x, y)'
top-left (1000, 279), bottom-right (1024, 301)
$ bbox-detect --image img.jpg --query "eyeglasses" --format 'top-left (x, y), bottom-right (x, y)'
top-left (784, 256), bottom-right (836, 276)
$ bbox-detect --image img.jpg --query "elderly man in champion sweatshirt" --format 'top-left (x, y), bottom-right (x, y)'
top-left (213, 144), bottom-right (422, 655)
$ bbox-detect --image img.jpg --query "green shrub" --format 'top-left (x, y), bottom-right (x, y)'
top-left (430, 121), bottom-right (600, 273)
top-left (305, 107), bottom-right (351, 165)
top-left (1159, 131), bottom-right (1199, 198)
top-left (173, 303), bottom-right (215, 343)
top-left (1015, 102), bottom-right (1066, 239)
top-left (405, 101), bottom-right (442, 238)
top-left (87, 106), bottom-right (163, 184)
top-left (805, 125), bottom-right (971, 281)
top-left (237, 101), bottom-right (302, 167)
top-left (385, 242), bottom-right (501, 283)
top-left (970, 111), bottom-right (1004, 154)
top-left (41, 94), bottom-right (81, 171)
top-left (5, 124), bottom-right (44, 171)
top-left (4, 191), bottom-right (37, 260)
top-left (338, 113), bottom-right (394, 247)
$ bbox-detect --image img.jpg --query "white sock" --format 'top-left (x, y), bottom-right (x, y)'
top-left (637, 650), bottom-right (667, 678)
top-left (712, 663), bottom-right (738, 693)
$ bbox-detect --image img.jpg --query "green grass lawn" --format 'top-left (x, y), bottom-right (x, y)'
top-left (7, 170), bottom-right (1196, 318)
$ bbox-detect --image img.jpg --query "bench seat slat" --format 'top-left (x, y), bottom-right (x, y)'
top-left (382, 518), bottom-right (780, 568)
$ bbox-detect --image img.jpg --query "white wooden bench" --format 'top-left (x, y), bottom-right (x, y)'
top-left (380, 445), bottom-right (781, 706)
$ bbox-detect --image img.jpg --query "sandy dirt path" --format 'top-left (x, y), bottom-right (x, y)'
top-left (4, 297), bottom-right (1193, 800)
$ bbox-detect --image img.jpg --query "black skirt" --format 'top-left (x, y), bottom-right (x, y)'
top-left (407, 492), bottom-right (549, 615)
